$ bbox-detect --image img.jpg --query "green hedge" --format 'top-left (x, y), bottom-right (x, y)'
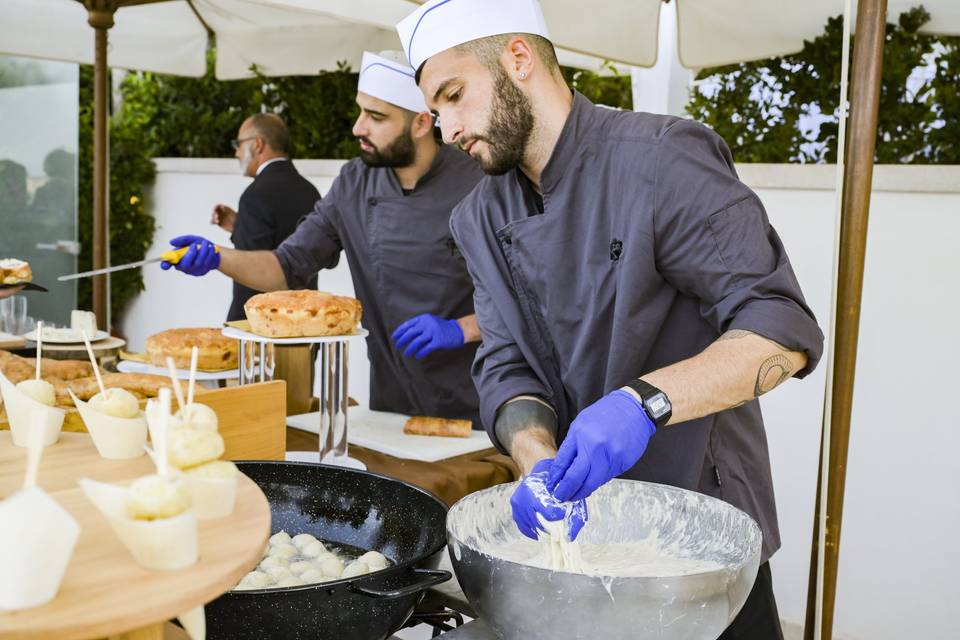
top-left (687, 6), bottom-right (960, 164)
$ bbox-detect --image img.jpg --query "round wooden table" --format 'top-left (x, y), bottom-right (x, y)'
top-left (0, 432), bottom-right (271, 640)
top-left (26, 336), bottom-right (127, 367)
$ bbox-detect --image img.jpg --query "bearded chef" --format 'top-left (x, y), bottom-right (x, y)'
top-left (164, 52), bottom-right (486, 426)
top-left (398, 1), bottom-right (824, 637)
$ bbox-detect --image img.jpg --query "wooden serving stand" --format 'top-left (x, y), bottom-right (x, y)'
top-left (0, 382), bottom-right (285, 640)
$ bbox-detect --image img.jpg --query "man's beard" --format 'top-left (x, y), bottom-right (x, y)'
top-left (359, 124), bottom-right (416, 168)
top-left (468, 66), bottom-right (535, 175)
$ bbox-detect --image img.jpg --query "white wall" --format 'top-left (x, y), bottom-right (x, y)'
top-left (736, 164), bottom-right (960, 640)
top-left (128, 160), bottom-right (960, 639)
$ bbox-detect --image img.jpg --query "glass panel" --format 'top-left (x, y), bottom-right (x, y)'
top-left (0, 55), bottom-right (79, 329)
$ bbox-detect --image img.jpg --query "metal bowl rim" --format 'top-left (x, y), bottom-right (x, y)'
top-left (446, 478), bottom-right (763, 581)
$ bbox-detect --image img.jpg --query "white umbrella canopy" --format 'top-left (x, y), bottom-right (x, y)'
top-left (661, 0), bottom-right (960, 69)
top-left (0, 0), bottom-right (400, 79)
top-left (295, 0), bottom-right (960, 69)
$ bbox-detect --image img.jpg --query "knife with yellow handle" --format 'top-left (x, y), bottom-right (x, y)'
top-left (57, 245), bottom-right (218, 281)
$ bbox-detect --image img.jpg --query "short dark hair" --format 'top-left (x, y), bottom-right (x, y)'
top-left (247, 113), bottom-right (290, 154)
top-left (415, 33), bottom-right (561, 84)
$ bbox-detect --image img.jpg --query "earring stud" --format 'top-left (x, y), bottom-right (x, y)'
top-left (519, 72), bottom-right (527, 80)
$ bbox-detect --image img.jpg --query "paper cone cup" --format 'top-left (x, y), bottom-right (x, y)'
top-left (178, 605), bottom-right (206, 640)
top-left (0, 372), bottom-right (65, 447)
top-left (70, 390), bottom-right (147, 460)
top-left (79, 478), bottom-right (198, 571)
top-left (0, 487), bottom-right (80, 611)
top-left (184, 474), bottom-right (237, 520)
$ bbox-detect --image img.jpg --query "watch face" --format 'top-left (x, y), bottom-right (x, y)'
top-left (646, 394), bottom-right (670, 419)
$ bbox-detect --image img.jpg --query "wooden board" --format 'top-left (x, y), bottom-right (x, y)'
top-left (31, 336), bottom-right (127, 362)
top-left (0, 332), bottom-right (26, 350)
top-left (0, 432), bottom-right (271, 640)
top-left (192, 381), bottom-right (287, 461)
top-left (1, 381), bottom-right (286, 462)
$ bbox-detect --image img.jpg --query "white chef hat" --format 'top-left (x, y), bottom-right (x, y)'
top-left (396, 0), bottom-right (551, 73)
top-left (357, 51), bottom-right (429, 114)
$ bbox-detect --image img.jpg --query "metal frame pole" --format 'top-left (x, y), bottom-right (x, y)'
top-left (804, 1), bottom-right (888, 637)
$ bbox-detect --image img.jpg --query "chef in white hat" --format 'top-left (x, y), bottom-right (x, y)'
top-left (399, 2), bottom-right (824, 638)
top-left (166, 51), bottom-right (487, 427)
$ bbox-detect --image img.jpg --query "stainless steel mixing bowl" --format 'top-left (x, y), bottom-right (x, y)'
top-left (446, 479), bottom-right (762, 640)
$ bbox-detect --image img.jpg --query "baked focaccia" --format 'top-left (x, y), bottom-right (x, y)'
top-left (54, 372), bottom-right (196, 407)
top-left (146, 328), bottom-right (238, 371)
top-left (244, 290), bottom-right (362, 338)
top-left (22, 357), bottom-right (94, 381)
top-left (403, 416), bottom-right (473, 439)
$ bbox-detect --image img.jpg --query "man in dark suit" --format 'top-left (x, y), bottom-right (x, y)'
top-left (211, 113), bottom-right (320, 320)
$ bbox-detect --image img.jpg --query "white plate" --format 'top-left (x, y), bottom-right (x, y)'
top-left (117, 359), bottom-right (239, 381)
top-left (287, 407), bottom-right (494, 463)
top-left (222, 326), bottom-right (369, 345)
top-left (23, 329), bottom-right (110, 344)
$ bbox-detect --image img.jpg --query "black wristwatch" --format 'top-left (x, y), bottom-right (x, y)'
top-left (624, 379), bottom-right (672, 428)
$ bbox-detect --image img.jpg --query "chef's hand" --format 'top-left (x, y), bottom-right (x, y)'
top-left (547, 390), bottom-right (656, 503)
top-left (161, 235), bottom-right (221, 276)
top-left (512, 459), bottom-right (588, 541)
top-left (391, 314), bottom-right (464, 359)
top-left (211, 204), bottom-right (237, 233)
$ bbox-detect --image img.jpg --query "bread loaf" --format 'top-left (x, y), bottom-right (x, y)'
top-left (403, 416), bottom-right (473, 438)
top-left (146, 328), bottom-right (238, 371)
top-left (245, 290), bottom-right (362, 338)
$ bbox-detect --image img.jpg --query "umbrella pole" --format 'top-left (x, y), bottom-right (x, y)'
top-left (84, 1), bottom-right (116, 330)
top-left (803, 0), bottom-right (887, 638)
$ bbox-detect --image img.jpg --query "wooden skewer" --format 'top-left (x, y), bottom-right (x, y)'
top-left (187, 347), bottom-right (199, 414)
top-left (164, 357), bottom-right (186, 412)
top-left (156, 387), bottom-right (171, 478)
top-left (23, 410), bottom-right (45, 489)
top-left (82, 331), bottom-right (106, 396)
top-left (34, 321), bottom-right (43, 381)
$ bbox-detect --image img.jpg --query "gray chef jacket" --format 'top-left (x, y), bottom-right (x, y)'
top-left (450, 92), bottom-right (824, 561)
top-left (275, 144), bottom-right (485, 425)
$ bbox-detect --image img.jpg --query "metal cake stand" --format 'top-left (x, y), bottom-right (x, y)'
top-left (222, 326), bottom-right (368, 460)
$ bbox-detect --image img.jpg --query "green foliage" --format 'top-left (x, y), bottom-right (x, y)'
top-left (563, 62), bottom-right (633, 110)
top-left (687, 6), bottom-right (960, 164)
top-left (77, 65), bottom-right (157, 321)
top-left (118, 54), bottom-right (360, 160)
top-left (122, 52), bottom-right (262, 159)
top-left (260, 62), bottom-right (361, 159)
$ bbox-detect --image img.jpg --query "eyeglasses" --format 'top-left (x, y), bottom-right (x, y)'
top-left (231, 136), bottom-right (256, 150)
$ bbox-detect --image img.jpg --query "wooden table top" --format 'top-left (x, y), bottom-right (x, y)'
top-left (28, 336), bottom-right (127, 361)
top-left (0, 432), bottom-right (271, 640)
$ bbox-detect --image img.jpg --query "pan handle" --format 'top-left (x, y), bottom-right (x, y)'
top-left (352, 568), bottom-right (451, 600)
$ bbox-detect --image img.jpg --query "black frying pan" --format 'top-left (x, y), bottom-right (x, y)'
top-left (205, 461), bottom-right (451, 640)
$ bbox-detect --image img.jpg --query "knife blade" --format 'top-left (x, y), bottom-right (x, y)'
top-left (57, 247), bottom-right (190, 282)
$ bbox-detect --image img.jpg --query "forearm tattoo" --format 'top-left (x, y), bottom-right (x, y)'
top-left (754, 354), bottom-right (795, 396)
top-left (494, 397), bottom-right (558, 453)
top-left (718, 329), bottom-right (797, 400)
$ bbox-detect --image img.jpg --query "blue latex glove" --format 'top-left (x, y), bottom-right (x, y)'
top-left (391, 313), bottom-right (464, 359)
top-left (512, 459), bottom-right (588, 542)
top-left (547, 389), bottom-right (656, 503)
top-left (161, 235), bottom-right (220, 276)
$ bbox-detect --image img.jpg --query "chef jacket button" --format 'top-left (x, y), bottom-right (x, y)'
top-left (368, 197), bottom-right (378, 206)
top-left (501, 234), bottom-right (512, 245)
